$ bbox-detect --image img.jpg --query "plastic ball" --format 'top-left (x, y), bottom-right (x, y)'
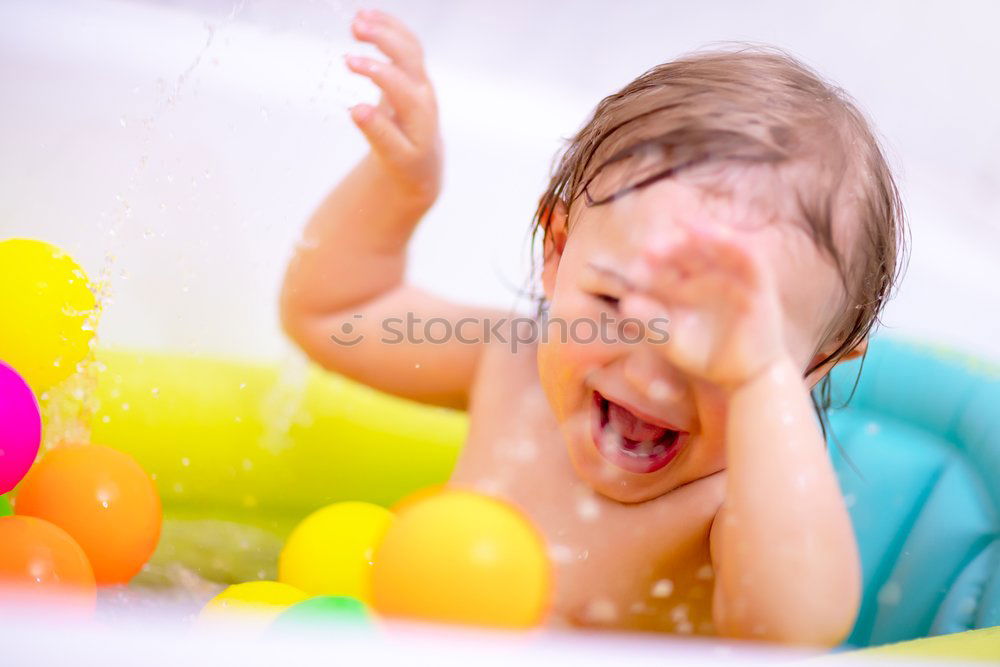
top-left (0, 494), bottom-right (11, 517)
top-left (390, 483), bottom-right (443, 514)
top-left (279, 501), bottom-right (394, 602)
top-left (0, 360), bottom-right (42, 494)
top-left (0, 239), bottom-right (97, 392)
top-left (199, 581), bottom-right (308, 629)
top-left (371, 490), bottom-right (552, 629)
top-left (271, 595), bottom-right (372, 631)
top-left (14, 444), bottom-right (162, 584)
top-left (0, 515), bottom-right (96, 615)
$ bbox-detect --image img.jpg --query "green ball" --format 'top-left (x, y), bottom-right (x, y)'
top-left (271, 595), bottom-right (372, 631)
top-left (0, 494), bottom-right (11, 517)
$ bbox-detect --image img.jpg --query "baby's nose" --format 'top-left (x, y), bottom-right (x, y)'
top-left (622, 345), bottom-right (685, 404)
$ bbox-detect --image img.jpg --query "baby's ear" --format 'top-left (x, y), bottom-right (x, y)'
top-left (541, 200), bottom-right (569, 300)
top-left (840, 338), bottom-right (868, 361)
top-left (804, 337), bottom-right (868, 387)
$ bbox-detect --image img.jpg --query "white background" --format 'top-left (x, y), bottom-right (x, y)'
top-left (1, 0), bottom-right (998, 362)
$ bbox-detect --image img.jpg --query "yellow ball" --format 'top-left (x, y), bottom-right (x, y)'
top-left (278, 501), bottom-right (394, 603)
top-left (199, 581), bottom-right (308, 629)
top-left (371, 490), bottom-right (552, 629)
top-left (0, 239), bottom-right (96, 392)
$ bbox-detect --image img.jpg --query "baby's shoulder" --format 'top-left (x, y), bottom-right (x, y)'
top-left (476, 327), bottom-right (539, 385)
top-left (462, 320), bottom-right (545, 411)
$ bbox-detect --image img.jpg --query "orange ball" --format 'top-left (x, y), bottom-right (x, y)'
top-left (372, 490), bottom-right (552, 629)
top-left (15, 444), bottom-right (161, 584)
top-left (0, 515), bottom-right (96, 615)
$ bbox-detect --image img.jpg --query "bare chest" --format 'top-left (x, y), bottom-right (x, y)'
top-left (449, 343), bottom-right (725, 634)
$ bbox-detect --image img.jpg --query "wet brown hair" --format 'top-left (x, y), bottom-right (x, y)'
top-left (531, 46), bottom-right (907, 418)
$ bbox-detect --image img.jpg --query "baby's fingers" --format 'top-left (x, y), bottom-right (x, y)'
top-left (350, 103), bottom-right (413, 160)
top-left (622, 293), bottom-right (710, 369)
top-left (352, 10), bottom-right (427, 81)
top-left (345, 55), bottom-right (432, 141)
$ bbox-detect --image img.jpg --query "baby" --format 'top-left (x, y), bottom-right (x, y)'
top-left (281, 9), bottom-right (905, 646)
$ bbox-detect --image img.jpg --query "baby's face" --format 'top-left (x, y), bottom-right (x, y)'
top-left (537, 168), bottom-right (850, 503)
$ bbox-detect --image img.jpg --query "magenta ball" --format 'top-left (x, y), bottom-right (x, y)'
top-left (0, 361), bottom-right (42, 494)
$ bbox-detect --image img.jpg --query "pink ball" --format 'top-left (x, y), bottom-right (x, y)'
top-left (0, 361), bottom-right (42, 494)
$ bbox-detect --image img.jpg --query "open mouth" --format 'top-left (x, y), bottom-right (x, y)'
top-left (590, 391), bottom-right (687, 474)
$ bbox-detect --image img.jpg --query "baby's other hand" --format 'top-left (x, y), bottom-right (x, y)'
top-left (623, 228), bottom-right (787, 390)
top-left (346, 9), bottom-right (442, 209)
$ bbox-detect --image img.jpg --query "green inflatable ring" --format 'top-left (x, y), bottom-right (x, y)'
top-left (89, 348), bottom-right (466, 535)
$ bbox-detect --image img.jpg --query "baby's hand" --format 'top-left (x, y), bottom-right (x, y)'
top-left (623, 228), bottom-right (787, 390)
top-left (346, 9), bottom-right (442, 209)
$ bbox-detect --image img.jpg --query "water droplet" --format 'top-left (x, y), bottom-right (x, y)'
top-left (651, 579), bottom-right (674, 598)
top-left (648, 379), bottom-right (671, 401)
top-left (506, 439), bottom-right (537, 463)
top-left (548, 544), bottom-right (575, 564)
top-left (670, 603), bottom-right (689, 623)
top-left (101, 415), bottom-right (110, 424)
top-left (878, 581), bottom-right (902, 606)
top-left (576, 495), bottom-right (601, 522)
top-left (181, 457), bottom-right (190, 467)
top-left (581, 597), bottom-right (617, 625)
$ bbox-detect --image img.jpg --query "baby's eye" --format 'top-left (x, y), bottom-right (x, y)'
top-left (594, 293), bottom-right (620, 309)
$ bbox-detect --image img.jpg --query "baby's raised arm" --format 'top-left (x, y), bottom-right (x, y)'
top-left (624, 228), bottom-right (861, 646)
top-left (281, 10), bottom-right (502, 409)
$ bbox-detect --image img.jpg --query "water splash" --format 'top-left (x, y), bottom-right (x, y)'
top-left (39, 1), bottom-right (251, 450)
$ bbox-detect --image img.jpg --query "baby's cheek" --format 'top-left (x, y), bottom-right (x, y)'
top-left (538, 319), bottom-right (607, 414)
top-left (544, 307), bottom-right (612, 370)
